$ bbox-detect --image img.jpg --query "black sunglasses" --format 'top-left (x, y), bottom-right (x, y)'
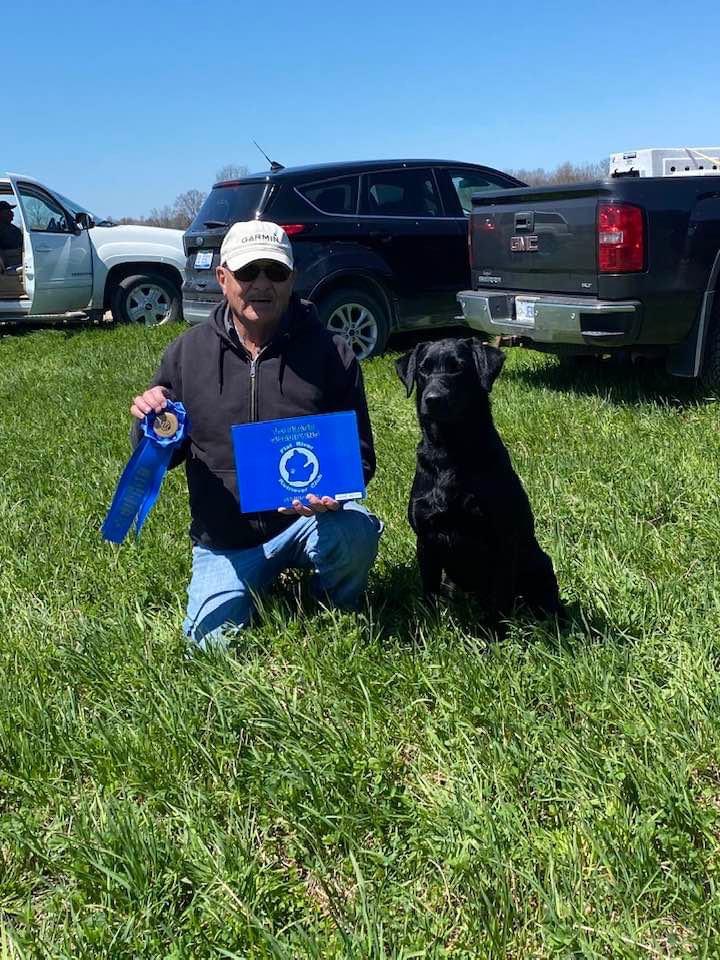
top-left (230, 262), bottom-right (292, 283)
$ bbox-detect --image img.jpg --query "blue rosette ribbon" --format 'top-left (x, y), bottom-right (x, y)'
top-left (101, 400), bottom-right (189, 544)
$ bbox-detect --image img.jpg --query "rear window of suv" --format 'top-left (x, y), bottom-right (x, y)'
top-left (297, 176), bottom-right (358, 215)
top-left (190, 182), bottom-right (267, 229)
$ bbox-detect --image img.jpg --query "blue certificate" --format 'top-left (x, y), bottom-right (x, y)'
top-left (232, 411), bottom-right (366, 513)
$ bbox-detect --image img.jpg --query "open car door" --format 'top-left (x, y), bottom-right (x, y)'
top-left (0, 179), bottom-right (32, 317)
top-left (8, 175), bottom-right (92, 316)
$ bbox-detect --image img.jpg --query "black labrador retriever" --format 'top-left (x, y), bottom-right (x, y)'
top-left (396, 337), bottom-right (562, 621)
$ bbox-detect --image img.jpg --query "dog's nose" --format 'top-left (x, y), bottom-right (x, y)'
top-left (420, 392), bottom-right (448, 418)
top-left (422, 390), bottom-right (444, 408)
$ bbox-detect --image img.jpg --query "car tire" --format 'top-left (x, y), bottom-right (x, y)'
top-left (315, 287), bottom-right (390, 360)
top-left (700, 299), bottom-right (720, 391)
top-left (112, 273), bottom-right (181, 326)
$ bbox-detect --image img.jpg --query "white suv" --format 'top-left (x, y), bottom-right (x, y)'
top-left (0, 173), bottom-right (186, 326)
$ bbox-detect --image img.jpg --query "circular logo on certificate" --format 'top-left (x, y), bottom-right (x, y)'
top-left (153, 412), bottom-right (179, 438)
top-left (279, 447), bottom-right (320, 488)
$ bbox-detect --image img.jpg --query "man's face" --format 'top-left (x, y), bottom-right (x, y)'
top-left (216, 259), bottom-right (294, 328)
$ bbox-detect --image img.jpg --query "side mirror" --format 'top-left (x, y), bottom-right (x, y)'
top-left (75, 211), bottom-right (94, 230)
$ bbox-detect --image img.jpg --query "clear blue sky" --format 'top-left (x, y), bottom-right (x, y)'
top-left (4, 0), bottom-right (718, 219)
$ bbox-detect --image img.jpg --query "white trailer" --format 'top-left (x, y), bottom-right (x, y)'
top-left (610, 147), bottom-right (720, 178)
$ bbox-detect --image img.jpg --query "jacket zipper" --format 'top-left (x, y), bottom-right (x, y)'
top-left (249, 356), bottom-right (258, 421)
top-left (247, 348), bottom-right (270, 534)
top-left (247, 345), bottom-right (268, 422)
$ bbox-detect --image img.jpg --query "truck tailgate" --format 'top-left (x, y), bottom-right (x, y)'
top-left (470, 185), bottom-right (601, 295)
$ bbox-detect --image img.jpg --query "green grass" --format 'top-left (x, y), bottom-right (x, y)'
top-left (1, 322), bottom-right (720, 958)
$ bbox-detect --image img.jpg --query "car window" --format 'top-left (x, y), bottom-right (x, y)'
top-left (448, 170), bottom-right (509, 214)
top-left (297, 176), bottom-right (358, 215)
top-left (17, 186), bottom-right (72, 233)
top-left (363, 169), bottom-right (441, 217)
top-left (191, 183), bottom-right (267, 229)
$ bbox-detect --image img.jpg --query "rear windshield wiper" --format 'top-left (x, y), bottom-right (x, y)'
top-left (203, 219), bottom-right (227, 227)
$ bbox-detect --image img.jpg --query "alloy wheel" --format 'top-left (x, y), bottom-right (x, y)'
top-left (126, 283), bottom-right (173, 326)
top-left (326, 302), bottom-right (379, 360)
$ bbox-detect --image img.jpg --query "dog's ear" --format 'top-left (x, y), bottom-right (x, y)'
top-left (468, 339), bottom-right (505, 392)
top-left (395, 344), bottom-right (425, 397)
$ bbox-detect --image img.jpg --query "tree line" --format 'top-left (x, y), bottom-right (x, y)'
top-left (118, 159), bottom-right (609, 229)
top-left (506, 159), bottom-right (607, 186)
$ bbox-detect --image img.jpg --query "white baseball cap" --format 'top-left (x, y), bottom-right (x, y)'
top-left (220, 220), bottom-right (294, 272)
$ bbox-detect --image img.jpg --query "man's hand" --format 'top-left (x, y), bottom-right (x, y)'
top-left (130, 386), bottom-right (170, 420)
top-left (278, 494), bottom-right (340, 517)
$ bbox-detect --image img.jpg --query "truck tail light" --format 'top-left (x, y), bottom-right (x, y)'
top-left (598, 203), bottom-right (644, 272)
top-left (279, 223), bottom-right (306, 236)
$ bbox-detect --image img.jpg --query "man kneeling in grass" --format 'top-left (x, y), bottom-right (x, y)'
top-left (130, 222), bottom-right (381, 650)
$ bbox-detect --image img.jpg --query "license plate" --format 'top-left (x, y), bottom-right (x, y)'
top-left (194, 250), bottom-right (213, 269)
top-left (515, 298), bottom-right (536, 325)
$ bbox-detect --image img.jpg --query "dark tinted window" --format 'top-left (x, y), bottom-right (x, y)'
top-left (297, 176), bottom-right (358, 215)
top-left (449, 170), bottom-right (510, 214)
top-left (363, 169), bottom-right (441, 217)
top-left (190, 183), bottom-right (266, 229)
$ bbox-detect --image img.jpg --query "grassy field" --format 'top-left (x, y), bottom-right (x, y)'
top-left (1, 321), bottom-right (720, 958)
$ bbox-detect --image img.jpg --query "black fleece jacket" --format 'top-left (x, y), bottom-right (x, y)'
top-left (135, 295), bottom-right (376, 550)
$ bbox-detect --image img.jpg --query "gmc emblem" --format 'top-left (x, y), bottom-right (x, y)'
top-left (510, 235), bottom-right (539, 252)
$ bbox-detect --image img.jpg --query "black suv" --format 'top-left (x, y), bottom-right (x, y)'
top-left (183, 159), bottom-right (522, 358)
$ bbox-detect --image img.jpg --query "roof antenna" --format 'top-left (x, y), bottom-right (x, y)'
top-left (253, 140), bottom-right (284, 172)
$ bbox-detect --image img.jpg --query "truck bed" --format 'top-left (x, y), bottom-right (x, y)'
top-left (464, 176), bottom-right (720, 349)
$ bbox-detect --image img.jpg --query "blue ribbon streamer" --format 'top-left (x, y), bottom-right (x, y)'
top-left (101, 400), bottom-right (189, 544)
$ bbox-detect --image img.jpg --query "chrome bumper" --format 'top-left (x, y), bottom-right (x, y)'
top-left (456, 290), bottom-right (641, 346)
top-left (182, 298), bottom-right (218, 325)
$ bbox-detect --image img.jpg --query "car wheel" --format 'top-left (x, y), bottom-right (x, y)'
top-left (701, 300), bottom-right (720, 391)
top-left (112, 273), bottom-right (181, 326)
top-left (315, 288), bottom-right (390, 360)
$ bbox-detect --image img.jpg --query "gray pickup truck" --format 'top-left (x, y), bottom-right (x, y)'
top-left (457, 149), bottom-right (720, 387)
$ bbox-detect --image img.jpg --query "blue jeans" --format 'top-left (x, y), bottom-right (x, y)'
top-left (183, 502), bottom-right (383, 650)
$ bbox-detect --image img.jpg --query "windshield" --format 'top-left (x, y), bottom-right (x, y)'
top-left (56, 191), bottom-right (113, 226)
top-left (190, 182), bottom-right (267, 230)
